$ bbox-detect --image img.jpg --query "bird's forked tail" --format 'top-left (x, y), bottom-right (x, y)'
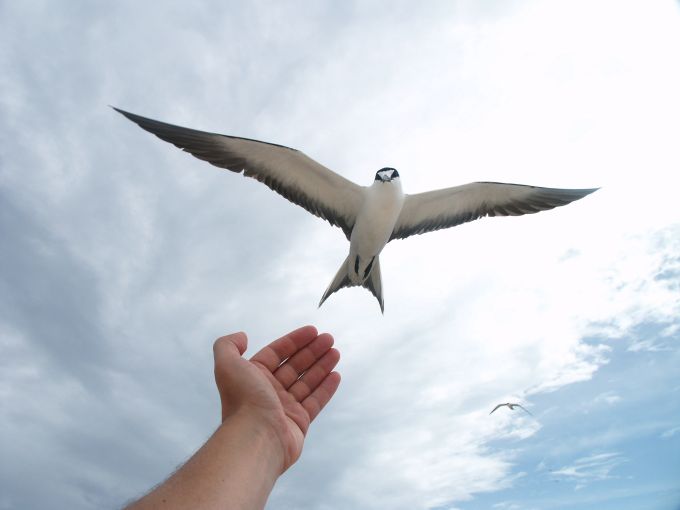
top-left (318, 255), bottom-right (384, 313)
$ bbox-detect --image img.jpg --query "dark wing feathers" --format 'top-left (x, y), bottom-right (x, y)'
top-left (391, 182), bottom-right (598, 241)
top-left (113, 107), bottom-right (363, 239)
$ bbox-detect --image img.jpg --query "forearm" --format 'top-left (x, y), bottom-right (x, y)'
top-left (125, 412), bottom-right (284, 510)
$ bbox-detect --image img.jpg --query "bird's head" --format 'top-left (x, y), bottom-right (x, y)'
top-left (375, 167), bottom-right (400, 182)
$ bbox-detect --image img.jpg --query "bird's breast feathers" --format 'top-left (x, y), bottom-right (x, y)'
top-left (350, 179), bottom-right (404, 256)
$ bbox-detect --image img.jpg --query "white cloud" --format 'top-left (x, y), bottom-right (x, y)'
top-left (660, 323), bottom-right (680, 338)
top-left (627, 339), bottom-right (673, 353)
top-left (660, 426), bottom-right (680, 439)
top-left (592, 391), bottom-right (622, 406)
top-left (551, 452), bottom-right (627, 489)
top-left (493, 502), bottom-right (522, 510)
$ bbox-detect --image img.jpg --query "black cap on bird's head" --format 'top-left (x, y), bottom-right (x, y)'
top-left (375, 167), bottom-right (400, 182)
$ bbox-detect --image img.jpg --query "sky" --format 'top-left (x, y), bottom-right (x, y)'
top-left (1, 0), bottom-right (679, 509)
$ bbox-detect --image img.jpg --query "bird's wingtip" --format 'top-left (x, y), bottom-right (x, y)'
top-left (110, 105), bottom-right (132, 118)
top-left (318, 292), bottom-right (329, 309)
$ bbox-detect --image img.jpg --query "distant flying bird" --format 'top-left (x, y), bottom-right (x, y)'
top-left (490, 403), bottom-right (533, 416)
top-left (113, 107), bottom-right (598, 312)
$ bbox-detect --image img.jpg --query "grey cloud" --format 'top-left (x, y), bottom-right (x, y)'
top-left (0, 191), bottom-right (212, 508)
top-left (0, 192), bottom-right (109, 385)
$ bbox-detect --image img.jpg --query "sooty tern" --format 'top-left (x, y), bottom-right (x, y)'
top-left (490, 403), bottom-right (533, 416)
top-left (114, 107), bottom-right (598, 313)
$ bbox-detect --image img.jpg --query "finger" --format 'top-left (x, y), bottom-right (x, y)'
top-left (289, 348), bottom-right (340, 401)
top-left (302, 371), bottom-right (341, 422)
top-left (213, 332), bottom-right (248, 365)
top-left (250, 325), bottom-right (318, 372)
top-left (273, 333), bottom-right (334, 389)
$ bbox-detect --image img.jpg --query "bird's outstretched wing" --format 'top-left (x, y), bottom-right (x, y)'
top-left (516, 404), bottom-right (533, 416)
top-left (490, 404), bottom-right (506, 415)
top-left (390, 182), bottom-right (598, 240)
top-left (113, 107), bottom-right (364, 239)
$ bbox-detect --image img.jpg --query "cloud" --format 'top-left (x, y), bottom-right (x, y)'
top-left (660, 426), bottom-right (680, 439)
top-left (551, 452), bottom-right (627, 489)
top-left (493, 503), bottom-right (522, 510)
top-left (627, 339), bottom-right (673, 353)
top-left (592, 392), bottom-right (622, 406)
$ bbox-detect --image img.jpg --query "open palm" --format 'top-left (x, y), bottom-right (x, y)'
top-left (213, 326), bottom-right (341, 471)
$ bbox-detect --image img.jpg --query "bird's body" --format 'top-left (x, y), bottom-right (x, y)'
top-left (318, 168), bottom-right (404, 310)
top-left (113, 107), bottom-right (598, 312)
top-left (349, 172), bottom-right (404, 284)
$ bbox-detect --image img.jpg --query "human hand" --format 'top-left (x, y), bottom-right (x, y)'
top-left (213, 325), bottom-right (340, 473)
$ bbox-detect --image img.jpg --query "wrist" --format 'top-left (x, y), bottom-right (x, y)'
top-left (228, 406), bottom-right (289, 474)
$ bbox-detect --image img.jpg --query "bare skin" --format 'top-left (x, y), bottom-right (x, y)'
top-left (125, 325), bottom-right (341, 510)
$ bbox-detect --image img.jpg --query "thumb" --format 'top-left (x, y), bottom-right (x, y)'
top-left (213, 331), bottom-right (248, 365)
top-left (213, 332), bottom-right (250, 422)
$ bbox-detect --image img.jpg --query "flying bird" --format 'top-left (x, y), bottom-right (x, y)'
top-left (113, 107), bottom-right (598, 312)
top-left (490, 403), bottom-right (533, 416)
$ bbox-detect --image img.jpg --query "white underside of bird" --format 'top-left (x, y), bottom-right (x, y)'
top-left (320, 172), bottom-right (404, 310)
top-left (114, 107), bottom-right (598, 313)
